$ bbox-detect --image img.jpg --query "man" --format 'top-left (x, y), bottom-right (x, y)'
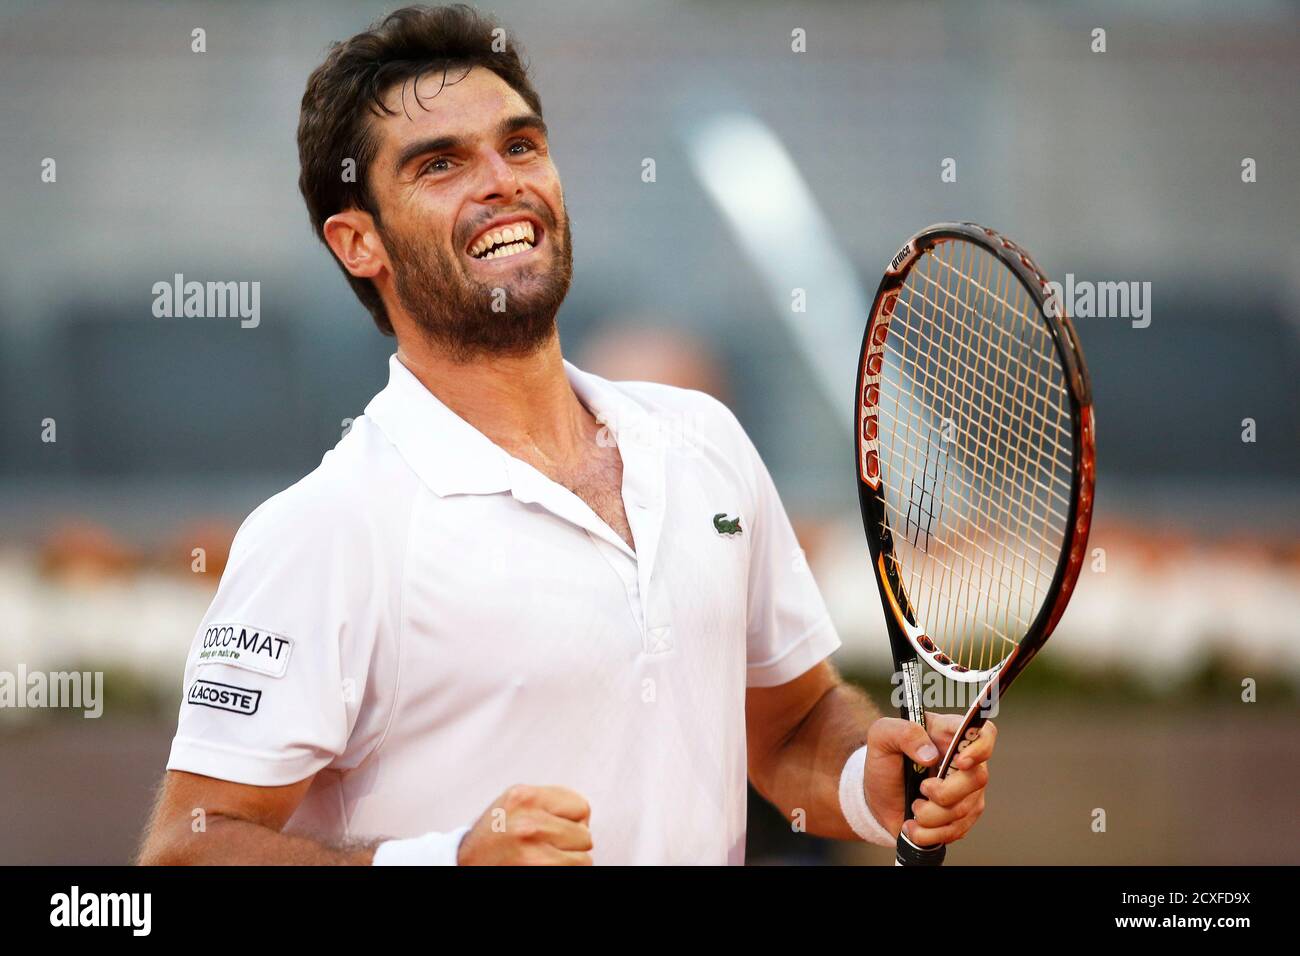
top-left (139, 4), bottom-right (995, 866)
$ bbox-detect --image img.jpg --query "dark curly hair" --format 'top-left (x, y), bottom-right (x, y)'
top-left (297, 4), bottom-right (543, 335)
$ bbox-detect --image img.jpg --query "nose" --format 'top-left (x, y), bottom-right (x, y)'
top-left (474, 148), bottom-right (523, 204)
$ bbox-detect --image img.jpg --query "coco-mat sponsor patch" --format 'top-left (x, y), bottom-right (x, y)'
top-left (194, 624), bottom-right (293, 678)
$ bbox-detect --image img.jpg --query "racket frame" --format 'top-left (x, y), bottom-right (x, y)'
top-left (854, 222), bottom-right (1096, 866)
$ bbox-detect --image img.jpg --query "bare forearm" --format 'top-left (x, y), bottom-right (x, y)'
top-left (750, 681), bottom-right (881, 840)
top-left (138, 816), bottom-right (377, 866)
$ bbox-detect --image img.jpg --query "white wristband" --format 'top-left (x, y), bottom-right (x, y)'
top-left (372, 826), bottom-right (471, 866)
top-left (838, 744), bottom-right (895, 847)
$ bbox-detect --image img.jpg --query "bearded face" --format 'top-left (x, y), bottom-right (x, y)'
top-left (381, 195), bottom-right (573, 362)
top-left (344, 66), bottom-right (576, 362)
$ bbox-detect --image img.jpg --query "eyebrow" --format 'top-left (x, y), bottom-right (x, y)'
top-left (392, 113), bottom-right (549, 175)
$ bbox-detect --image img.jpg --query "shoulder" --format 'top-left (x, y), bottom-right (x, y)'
top-left (231, 416), bottom-right (419, 563)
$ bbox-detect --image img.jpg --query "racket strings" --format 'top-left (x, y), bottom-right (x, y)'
top-left (925, 241), bottom-right (1066, 666)
top-left (927, 256), bottom-right (1070, 402)
top-left (909, 243), bottom-right (1067, 667)
top-left (885, 281), bottom-right (1073, 549)
top-left (894, 283), bottom-right (1072, 465)
top-left (890, 267), bottom-right (1064, 637)
top-left (879, 335), bottom-right (1071, 530)
top-left (878, 239), bottom-right (1075, 672)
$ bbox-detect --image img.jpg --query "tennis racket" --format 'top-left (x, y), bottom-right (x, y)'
top-left (854, 222), bottom-right (1096, 866)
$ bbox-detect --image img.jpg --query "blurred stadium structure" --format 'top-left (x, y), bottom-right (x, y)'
top-left (1, 0), bottom-right (1297, 864)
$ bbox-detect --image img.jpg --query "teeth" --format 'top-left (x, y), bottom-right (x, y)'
top-left (470, 221), bottom-right (538, 258)
top-left (484, 241), bottom-right (530, 260)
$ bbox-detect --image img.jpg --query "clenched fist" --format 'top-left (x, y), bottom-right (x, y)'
top-left (458, 784), bottom-right (593, 865)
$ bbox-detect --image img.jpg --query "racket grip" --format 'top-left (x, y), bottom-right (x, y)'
top-left (895, 831), bottom-right (946, 867)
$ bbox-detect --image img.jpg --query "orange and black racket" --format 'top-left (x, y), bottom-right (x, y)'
top-left (855, 223), bottom-right (1096, 866)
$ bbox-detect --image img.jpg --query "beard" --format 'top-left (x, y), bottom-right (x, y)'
top-left (382, 201), bottom-right (573, 363)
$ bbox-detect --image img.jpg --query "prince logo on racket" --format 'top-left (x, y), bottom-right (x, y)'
top-left (139, 5), bottom-right (1001, 866)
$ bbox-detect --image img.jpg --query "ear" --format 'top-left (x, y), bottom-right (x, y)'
top-left (323, 209), bottom-right (387, 280)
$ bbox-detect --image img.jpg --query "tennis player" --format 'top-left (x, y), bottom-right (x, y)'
top-left (139, 4), bottom-right (995, 866)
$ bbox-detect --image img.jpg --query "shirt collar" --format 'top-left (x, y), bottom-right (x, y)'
top-left (363, 354), bottom-right (658, 501)
top-left (364, 355), bottom-right (511, 497)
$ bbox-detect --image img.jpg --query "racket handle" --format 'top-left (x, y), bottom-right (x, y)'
top-left (895, 831), bottom-right (946, 867)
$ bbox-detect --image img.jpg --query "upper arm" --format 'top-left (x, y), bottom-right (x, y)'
top-left (139, 769), bottom-right (314, 864)
top-left (166, 473), bottom-right (395, 788)
top-left (745, 659), bottom-right (841, 773)
top-left (161, 769), bottom-right (313, 830)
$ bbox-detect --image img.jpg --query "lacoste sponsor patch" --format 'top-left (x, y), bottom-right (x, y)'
top-left (195, 624), bottom-right (293, 678)
top-left (187, 679), bottom-right (261, 716)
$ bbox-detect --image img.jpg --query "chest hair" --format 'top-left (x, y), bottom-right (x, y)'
top-left (544, 443), bottom-right (635, 551)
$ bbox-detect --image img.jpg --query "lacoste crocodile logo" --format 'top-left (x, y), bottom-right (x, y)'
top-left (713, 513), bottom-right (743, 536)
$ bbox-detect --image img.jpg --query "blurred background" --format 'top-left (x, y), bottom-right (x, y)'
top-left (1, 0), bottom-right (1297, 864)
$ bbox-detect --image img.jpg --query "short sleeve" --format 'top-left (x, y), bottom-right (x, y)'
top-left (718, 405), bottom-right (842, 687)
top-left (166, 477), bottom-right (389, 787)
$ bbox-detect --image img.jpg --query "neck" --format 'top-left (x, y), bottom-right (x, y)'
top-left (395, 331), bottom-right (593, 464)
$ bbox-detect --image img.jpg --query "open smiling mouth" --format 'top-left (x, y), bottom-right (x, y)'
top-left (468, 221), bottom-right (539, 261)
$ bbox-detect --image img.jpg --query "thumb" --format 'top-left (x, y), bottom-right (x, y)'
top-left (869, 717), bottom-right (940, 767)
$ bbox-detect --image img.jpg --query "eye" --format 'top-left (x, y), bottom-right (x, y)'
top-left (420, 157), bottom-right (452, 176)
top-left (507, 138), bottom-right (537, 156)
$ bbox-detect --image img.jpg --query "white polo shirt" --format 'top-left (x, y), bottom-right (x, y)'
top-left (168, 354), bottom-right (840, 864)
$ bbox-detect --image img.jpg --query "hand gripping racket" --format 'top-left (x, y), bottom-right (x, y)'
top-left (854, 223), bottom-right (1096, 866)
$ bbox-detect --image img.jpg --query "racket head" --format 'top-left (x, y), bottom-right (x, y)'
top-left (856, 223), bottom-right (1096, 689)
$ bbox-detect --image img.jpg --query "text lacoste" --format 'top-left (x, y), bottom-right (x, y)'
top-left (197, 624), bottom-right (293, 678)
top-left (188, 679), bottom-right (261, 715)
top-left (50, 886), bottom-right (151, 936)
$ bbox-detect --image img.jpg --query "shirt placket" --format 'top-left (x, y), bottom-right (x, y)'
top-left (618, 433), bottom-right (672, 656)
